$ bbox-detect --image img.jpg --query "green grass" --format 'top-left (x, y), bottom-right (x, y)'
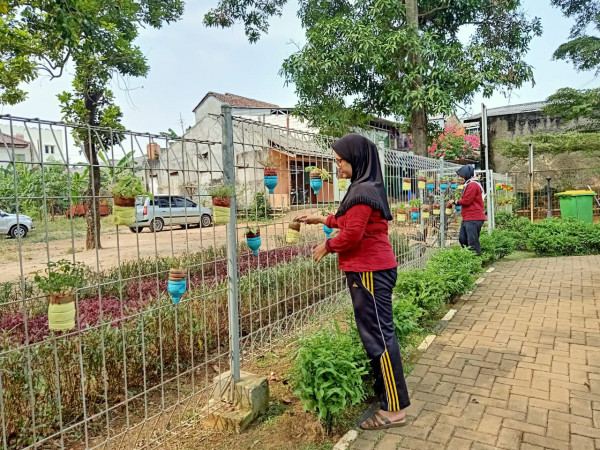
top-left (504, 251), bottom-right (536, 261)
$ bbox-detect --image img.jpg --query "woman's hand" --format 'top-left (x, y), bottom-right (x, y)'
top-left (297, 214), bottom-right (326, 225)
top-left (446, 200), bottom-right (454, 209)
top-left (313, 242), bottom-right (329, 263)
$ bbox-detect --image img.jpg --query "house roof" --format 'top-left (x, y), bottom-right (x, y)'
top-left (0, 133), bottom-right (29, 148)
top-left (463, 101), bottom-right (547, 122)
top-left (192, 92), bottom-right (280, 112)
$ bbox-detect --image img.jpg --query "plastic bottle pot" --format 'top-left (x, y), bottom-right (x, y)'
top-left (323, 224), bottom-right (334, 238)
top-left (247, 236), bottom-right (262, 255)
top-left (264, 175), bottom-right (278, 194)
top-left (427, 183), bottom-right (435, 193)
top-left (168, 280), bottom-right (187, 304)
top-left (310, 178), bottom-right (323, 195)
top-left (456, 205), bottom-right (462, 212)
top-left (48, 292), bottom-right (76, 331)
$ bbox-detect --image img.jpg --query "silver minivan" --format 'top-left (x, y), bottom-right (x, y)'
top-left (129, 195), bottom-right (212, 233)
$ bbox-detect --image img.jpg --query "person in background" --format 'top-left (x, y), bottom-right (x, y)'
top-left (299, 134), bottom-right (410, 430)
top-left (446, 165), bottom-right (486, 255)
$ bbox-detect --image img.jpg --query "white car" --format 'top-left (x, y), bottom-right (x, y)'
top-left (0, 209), bottom-right (34, 238)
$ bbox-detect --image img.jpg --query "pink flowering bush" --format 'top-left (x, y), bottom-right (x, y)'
top-left (428, 125), bottom-right (480, 161)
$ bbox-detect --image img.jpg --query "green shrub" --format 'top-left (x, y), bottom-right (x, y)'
top-left (247, 191), bottom-right (272, 220)
top-left (392, 297), bottom-right (424, 348)
top-left (292, 322), bottom-right (369, 431)
top-left (526, 218), bottom-right (600, 256)
top-left (425, 247), bottom-right (482, 297)
top-left (480, 230), bottom-right (518, 264)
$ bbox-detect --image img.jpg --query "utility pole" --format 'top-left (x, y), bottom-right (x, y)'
top-left (405, 0), bottom-right (427, 157)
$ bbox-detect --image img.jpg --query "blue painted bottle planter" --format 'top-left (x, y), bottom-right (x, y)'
top-left (310, 178), bottom-right (323, 195)
top-left (411, 211), bottom-right (419, 222)
top-left (440, 183), bottom-right (448, 191)
top-left (168, 280), bottom-right (187, 304)
top-left (323, 225), bottom-right (334, 238)
top-left (264, 175), bottom-right (278, 194)
top-left (247, 236), bottom-right (262, 255)
top-left (451, 183), bottom-right (457, 190)
top-left (427, 183), bottom-right (435, 193)
top-left (455, 205), bottom-right (462, 211)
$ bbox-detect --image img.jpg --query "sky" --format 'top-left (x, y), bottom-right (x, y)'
top-left (2, 0), bottom-right (598, 135)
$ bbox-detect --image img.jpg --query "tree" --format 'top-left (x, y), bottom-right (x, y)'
top-left (0, 0), bottom-right (184, 249)
top-left (497, 132), bottom-right (600, 159)
top-left (205, 1), bottom-right (541, 156)
top-left (543, 1), bottom-right (600, 131)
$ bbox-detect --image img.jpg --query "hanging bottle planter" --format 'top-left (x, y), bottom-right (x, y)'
top-left (111, 175), bottom-right (149, 226)
top-left (457, 180), bottom-right (465, 190)
top-left (208, 185), bottom-right (235, 226)
top-left (433, 204), bottom-right (441, 215)
top-left (455, 205), bottom-right (462, 212)
top-left (263, 167), bottom-right (278, 194)
top-left (440, 178), bottom-right (449, 191)
top-left (418, 176), bottom-right (427, 190)
top-left (286, 220), bottom-right (301, 244)
top-left (323, 224), bottom-right (334, 238)
top-left (168, 267), bottom-right (187, 304)
top-left (338, 178), bottom-right (348, 191)
top-left (422, 205), bottom-right (430, 219)
top-left (427, 178), bottom-right (435, 193)
top-left (48, 292), bottom-right (76, 331)
top-left (410, 207), bottom-right (419, 222)
top-left (246, 227), bottom-right (262, 255)
top-left (451, 177), bottom-right (458, 190)
top-left (402, 177), bottom-right (411, 191)
top-left (396, 208), bottom-right (407, 222)
top-left (445, 206), bottom-right (453, 216)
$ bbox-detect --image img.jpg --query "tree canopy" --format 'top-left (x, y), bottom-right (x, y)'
top-left (497, 131), bottom-right (600, 159)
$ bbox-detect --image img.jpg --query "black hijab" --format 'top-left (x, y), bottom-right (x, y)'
top-left (456, 165), bottom-right (474, 180)
top-left (332, 134), bottom-right (392, 220)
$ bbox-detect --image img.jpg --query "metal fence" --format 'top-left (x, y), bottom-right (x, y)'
top-left (510, 168), bottom-right (600, 220)
top-left (0, 109), bottom-right (466, 449)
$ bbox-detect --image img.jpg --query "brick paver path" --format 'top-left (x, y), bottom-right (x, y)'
top-left (350, 256), bottom-right (600, 450)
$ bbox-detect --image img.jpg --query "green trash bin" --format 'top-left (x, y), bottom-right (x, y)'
top-left (555, 190), bottom-right (597, 224)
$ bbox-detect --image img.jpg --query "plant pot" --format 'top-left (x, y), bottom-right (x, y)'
top-left (451, 182), bottom-right (457, 190)
top-left (286, 223), bottom-right (300, 244)
top-left (433, 208), bottom-right (440, 215)
top-left (263, 168), bottom-right (278, 194)
top-left (113, 195), bottom-right (136, 207)
top-left (445, 207), bottom-right (453, 215)
top-left (323, 224), bottom-right (334, 238)
top-left (168, 280), bottom-right (187, 304)
top-left (402, 178), bottom-right (411, 191)
top-left (212, 196), bottom-right (231, 225)
top-left (422, 211), bottom-right (430, 219)
top-left (455, 205), bottom-right (462, 212)
top-left (418, 177), bottom-right (427, 190)
top-left (310, 173), bottom-right (323, 195)
top-left (113, 205), bottom-right (135, 226)
top-left (410, 208), bottom-right (419, 222)
top-left (48, 292), bottom-right (75, 331)
top-left (246, 235), bottom-right (262, 255)
top-left (496, 184), bottom-right (501, 190)
top-left (396, 212), bottom-right (407, 222)
top-left (338, 179), bottom-right (348, 191)
top-left (426, 183), bottom-right (435, 193)
top-left (440, 182), bottom-right (448, 191)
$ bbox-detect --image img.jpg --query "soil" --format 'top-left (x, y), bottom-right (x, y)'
top-left (263, 168), bottom-right (278, 177)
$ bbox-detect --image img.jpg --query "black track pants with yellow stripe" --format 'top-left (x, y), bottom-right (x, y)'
top-left (346, 268), bottom-right (410, 412)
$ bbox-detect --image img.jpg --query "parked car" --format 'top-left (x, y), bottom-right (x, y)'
top-left (129, 195), bottom-right (212, 233)
top-left (0, 209), bottom-right (35, 238)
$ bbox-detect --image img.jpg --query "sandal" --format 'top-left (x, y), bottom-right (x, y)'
top-left (360, 411), bottom-right (407, 430)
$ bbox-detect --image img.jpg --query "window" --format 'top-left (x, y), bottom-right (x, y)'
top-left (171, 197), bottom-right (187, 208)
top-left (45, 145), bottom-right (55, 154)
top-left (151, 196), bottom-right (170, 208)
top-left (169, 171), bottom-right (179, 176)
top-left (185, 199), bottom-right (197, 208)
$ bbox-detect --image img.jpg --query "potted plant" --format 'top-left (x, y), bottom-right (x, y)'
top-left (450, 176), bottom-right (458, 190)
top-left (402, 176), bottom-right (412, 191)
top-left (417, 173), bottom-right (427, 190)
top-left (422, 204), bottom-right (431, 219)
top-left (286, 218), bottom-right (301, 244)
top-left (259, 154), bottom-right (282, 194)
top-left (454, 190), bottom-right (462, 211)
top-left (409, 198), bottom-right (421, 222)
top-left (432, 203), bottom-right (441, 215)
top-left (496, 183), bottom-right (502, 191)
top-left (426, 177), bottom-right (435, 193)
top-left (396, 205), bottom-right (407, 222)
top-left (208, 185), bottom-right (235, 225)
top-left (445, 203), bottom-right (453, 216)
top-left (337, 178), bottom-right (349, 191)
top-left (320, 206), bottom-right (335, 237)
top-left (305, 166), bottom-right (332, 195)
top-left (245, 226), bottom-right (262, 254)
top-left (111, 174), bottom-right (149, 226)
top-left (34, 260), bottom-right (86, 331)
top-left (168, 259), bottom-right (188, 304)
top-left (440, 176), bottom-right (449, 191)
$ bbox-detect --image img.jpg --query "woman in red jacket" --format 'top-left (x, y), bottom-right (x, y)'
top-left (299, 134), bottom-right (409, 430)
top-left (446, 165), bottom-right (486, 255)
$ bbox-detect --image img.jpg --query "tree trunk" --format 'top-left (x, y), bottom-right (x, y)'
top-left (84, 90), bottom-right (102, 250)
top-left (405, 0), bottom-right (428, 157)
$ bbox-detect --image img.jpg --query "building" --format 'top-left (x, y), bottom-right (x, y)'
top-left (0, 132), bottom-right (33, 168)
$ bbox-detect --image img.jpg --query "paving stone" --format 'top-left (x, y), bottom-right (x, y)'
top-left (496, 428), bottom-right (521, 449)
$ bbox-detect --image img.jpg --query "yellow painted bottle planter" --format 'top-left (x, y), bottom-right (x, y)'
top-left (402, 178), bottom-right (411, 191)
top-left (433, 209), bottom-right (440, 215)
top-left (396, 213), bottom-right (407, 222)
top-left (445, 208), bottom-right (453, 215)
top-left (113, 205), bottom-right (135, 226)
top-left (286, 228), bottom-right (300, 244)
top-left (213, 206), bottom-right (230, 225)
top-left (48, 293), bottom-right (75, 331)
top-left (422, 212), bottom-right (430, 219)
top-left (338, 179), bottom-right (348, 191)
top-left (418, 180), bottom-right (426, 190)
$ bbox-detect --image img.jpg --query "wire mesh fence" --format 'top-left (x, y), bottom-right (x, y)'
top-left (510, 169), bottom-right (600, 220)
top-left (0, 110), bottom-right (468, 449)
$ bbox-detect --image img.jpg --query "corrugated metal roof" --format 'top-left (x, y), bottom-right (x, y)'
top-left (0, 132), bottom-right (30, 148)
top-left (463, 101), bottom-right (546, 122)
top-left (193, 92), bottom-right (279, 112)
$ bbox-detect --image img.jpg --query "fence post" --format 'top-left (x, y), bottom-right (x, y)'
top-left (439, 157), bottom-right (446, 248)
top-left (221, 105), bottom-right (240, 383)
top-left (487, 170), bottom-right (494, 233)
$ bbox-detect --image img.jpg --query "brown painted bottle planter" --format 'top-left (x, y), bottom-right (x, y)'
top-left (169, 268), bottom-right (187, 281)
top-left (113, 195), bottom-right (135, 207)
